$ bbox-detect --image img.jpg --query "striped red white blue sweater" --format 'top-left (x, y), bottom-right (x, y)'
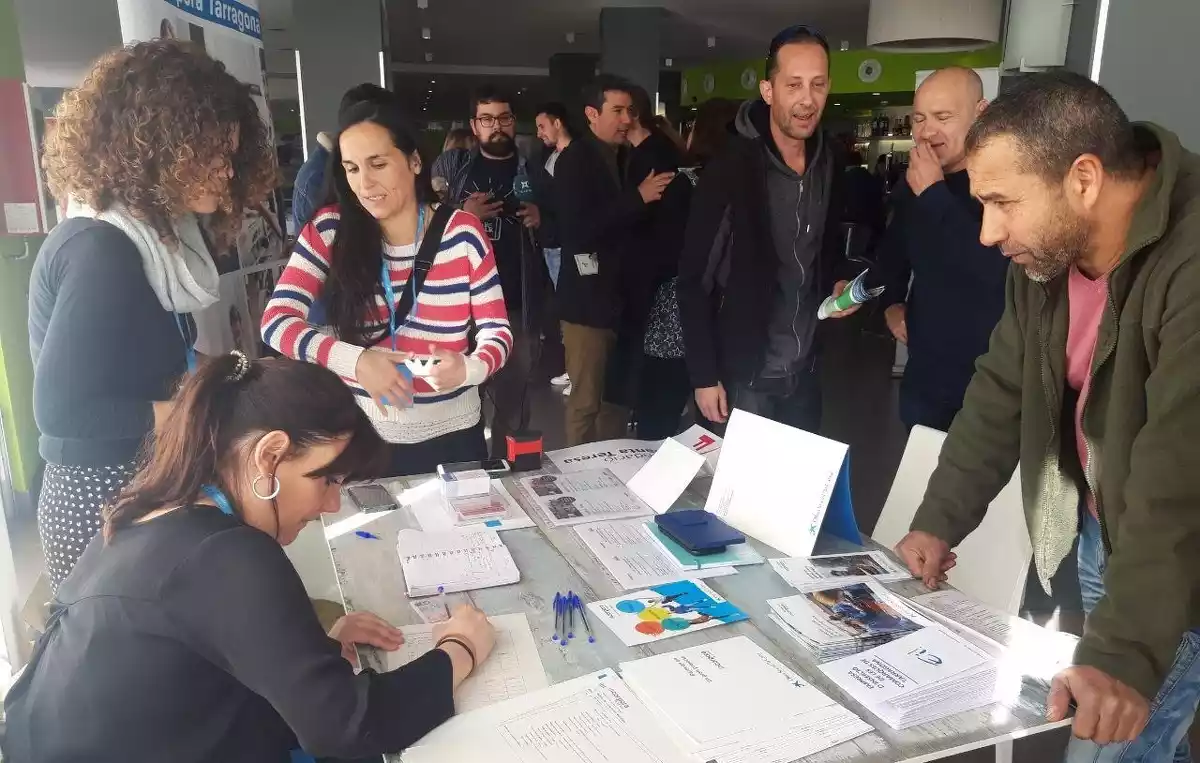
top-left (262, 206), bottom-right (512, 444)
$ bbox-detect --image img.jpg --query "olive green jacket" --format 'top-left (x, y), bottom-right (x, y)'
top-left (911, 123), bottom-right (1200, 701)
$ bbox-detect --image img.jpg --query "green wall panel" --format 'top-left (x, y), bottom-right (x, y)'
top-left (0, 0), bottom-right (41, 493)
top-left (682, 46), bottom-right (1002, 105)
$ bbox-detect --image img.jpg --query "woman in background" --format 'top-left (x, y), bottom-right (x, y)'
top-left (263, 96), bottom-right (512, 476)
top-left (430, 128), bottom-right (477, 200)
top-left (4, 354), bottom-right (496, 762)
top-left (635, 98), bottom-right (740, 439)
top-left (28, 39), bottom-right (276, 588)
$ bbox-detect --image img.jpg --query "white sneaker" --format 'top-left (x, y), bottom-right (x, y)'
top-left (561, 383), bottom-right (573, 396)
top-left (551, 373), bottom-right (571, 386)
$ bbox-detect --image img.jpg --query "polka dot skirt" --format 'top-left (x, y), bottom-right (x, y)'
top-left (37, 461), bottom-right (136, 590)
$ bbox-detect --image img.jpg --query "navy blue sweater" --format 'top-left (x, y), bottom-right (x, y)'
top-left (877, 170), bottom-right (1010, 412)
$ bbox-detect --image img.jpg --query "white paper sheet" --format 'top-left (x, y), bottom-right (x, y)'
top-left (704, 410), bottom-right (848, 557)
top-left (574, 520), bottom-right (736, 590)
top-left (626, 438), bottom-right (707, 514)
top-left (519, 469), bottom-right (654, 527)
top-left (405, 478), bottom-right (534, 533)
top-left (401, 670), bottom-right (692, 763)
top-left (820, 625), bottom-right (996, 727)
top-left (769, 551), bottom-right (912, 592)
top-left (387, 613), bottom-right (548, 713)
top-left (619, 636), bottom-right (871, 763)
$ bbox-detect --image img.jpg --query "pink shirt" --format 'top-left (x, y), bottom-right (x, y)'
top-left (1066, 266), bottom-right (1109, 515)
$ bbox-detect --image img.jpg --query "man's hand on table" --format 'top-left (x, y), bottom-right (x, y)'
top-left (329, 611), bottom-right (405, 668)
top-left (1047, 665), bottom-right (1149, 744)
top-left (894, 531), bottom-right (957, 588)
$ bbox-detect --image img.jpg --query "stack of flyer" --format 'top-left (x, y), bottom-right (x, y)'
top-left (619, 636), bottom-right (872, 763)
top-left (820, 620), bottom-right (1000, 729)
top-left (769, 550), bottom-right (912, 592)
top-left (767, 581), bottom-right (930, 660)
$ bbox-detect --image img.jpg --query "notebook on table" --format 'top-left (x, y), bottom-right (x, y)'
top-left (396, 528), bottom-right (521, 598)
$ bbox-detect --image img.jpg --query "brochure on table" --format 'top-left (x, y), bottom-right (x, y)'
top-left (575, 520), bottom-right (736, 591)
top-left (401, 670), bottom-right (692, 763)
top-left (768, 580), bottom-right (934, 661)
top-left (704, 409), bottom-right (860, 557)
top-left (387, 614), bottom-right (548, 713)
top-left (619, 636), bottom-right (872, 763)
top-left (545, 425), bottom-right (723, 483)
top-left (518, 468), bottom-right (654, 527)
top-left (820, 621), bottom-right (1000, 729)
top-left (587, 579), bottom-right (748, 646)
top-left (770, 551), bottom-right (911, 592)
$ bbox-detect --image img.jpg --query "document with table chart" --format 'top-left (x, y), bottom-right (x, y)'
top-left (618, 635), bottom-right (872, 763)
top-left (386, 614), bottom-right (548, 713)
top-left (519, 468), bottom-right (654, 527)
top-left (396, 528), bottom-right (520, 597)
top-left (820, 622), bottom-right (1000, 729)
top-left (400, 670), bottom-right (692, 763)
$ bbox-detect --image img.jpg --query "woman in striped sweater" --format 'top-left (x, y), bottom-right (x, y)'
top-left (263, 97), bottom-right (512, 476)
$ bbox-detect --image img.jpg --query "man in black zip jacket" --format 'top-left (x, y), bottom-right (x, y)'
top-left (873, 67), bottom-right (1009, 432)
top-left (678, 25), bottom-right (854, 435)
top-left (554, 74), bottom-right (673, 445)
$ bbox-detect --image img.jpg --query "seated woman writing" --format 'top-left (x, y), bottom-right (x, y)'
top-left (3, 353), bottom-right (496, 763)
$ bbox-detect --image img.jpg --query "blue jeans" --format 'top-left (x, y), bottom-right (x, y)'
top-left (544, 248), bottom-right (562, 288)
top-left (1066, 512), bottom-right (1200, 762)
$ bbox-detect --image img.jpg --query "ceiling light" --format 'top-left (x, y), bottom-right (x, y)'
top-left (868, 0), bottom-right (1002, 52)
top-left (840, 40), bottom-right (850, 51)
top-left (566, 32), bottom-right (575, 44)
top-left (707, 36), bottom-right (716, 48)
top-left (430, 79), bottom-right (436, 83)
top-left (421, 27), bottom-right (431, 40)
top-left (872, 92), bottom-right (881, 96)
top-left (417, 0), bottom-right (428, 8)
top-left (833, 102), bottom-right (841, 106)
top-left (665, 58), bottom-right (673, 67)
top-left (425, 52), bottom-right (434, 62)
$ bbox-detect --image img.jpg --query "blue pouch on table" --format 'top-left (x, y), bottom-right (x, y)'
top-left (654, 510), bottom-right (745, 556)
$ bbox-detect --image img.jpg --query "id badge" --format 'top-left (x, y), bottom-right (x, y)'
top-left (574, 253), bottom-right (599, 276)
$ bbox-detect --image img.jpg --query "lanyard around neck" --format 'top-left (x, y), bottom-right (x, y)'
top-left (201, 484), bottom-right (236, 516)
top-left (381, 205), bottom-right (427, 351)
top-left (172, 312), bottom-right (197, 374)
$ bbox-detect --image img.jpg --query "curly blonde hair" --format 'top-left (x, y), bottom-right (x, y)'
top-left (43, 39), bottom-right (277, 247)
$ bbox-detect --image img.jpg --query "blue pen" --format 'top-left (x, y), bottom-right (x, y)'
top-left (552, 593), bottom-right (562, 642)
top-left (567, 590), bottom-right (576, 639)
top-left (355, 530), bottom-right (380, 540)
top-left (574, 594), bottom-right (596, 643)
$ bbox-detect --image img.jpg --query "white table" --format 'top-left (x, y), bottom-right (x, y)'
top-left (324, 466), bottom-right (1069, 763)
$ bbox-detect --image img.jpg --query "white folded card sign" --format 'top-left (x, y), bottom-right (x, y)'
top-left (703, 409), bottom-right (860, 557)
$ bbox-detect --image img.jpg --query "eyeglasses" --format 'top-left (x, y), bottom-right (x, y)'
top-left (474, 114), bottom-right (516, 128)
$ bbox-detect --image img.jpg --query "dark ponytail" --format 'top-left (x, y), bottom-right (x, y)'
top-left (324, 96), bottom-right (437, 346)
top-left (103, 354), bottom-right (385, 539)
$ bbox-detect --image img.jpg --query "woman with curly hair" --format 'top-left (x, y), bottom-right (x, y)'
top-left (28, 39), bottom-right (276, 588)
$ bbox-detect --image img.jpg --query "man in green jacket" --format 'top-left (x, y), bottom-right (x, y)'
top-left (895, 71), bottom-right (1200, 761)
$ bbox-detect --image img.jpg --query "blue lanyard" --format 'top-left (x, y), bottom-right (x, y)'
top-left (380, 206), bottom-right (426, 351)
top-left (173, 313), bottom-right (197, 373)
top-left (201, 484), bottom-right (236, 517)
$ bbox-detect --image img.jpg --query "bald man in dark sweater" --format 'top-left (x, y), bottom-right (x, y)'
top-left (876, 67), bottom-right (1010, 432)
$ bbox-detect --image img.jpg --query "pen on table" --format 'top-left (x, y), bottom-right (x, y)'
top-left (567, 589), bottom-right (575, 639)
top-left (552, 593), bottom-right (562, 642)
top-left (559, 594), bottom-right (569, 647)
top-left (438, 586), bottom-right (449, 619)
top-left (355, 530), bottom-right (380, 540)
top-left (574, 594), bottom-right (596, 643)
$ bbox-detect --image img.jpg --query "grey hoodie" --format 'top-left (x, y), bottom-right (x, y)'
top-left (734, 99), bottom-right (832, 377)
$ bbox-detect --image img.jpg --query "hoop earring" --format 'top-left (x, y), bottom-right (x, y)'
top-left (252, 473), bottom-right (281, 501)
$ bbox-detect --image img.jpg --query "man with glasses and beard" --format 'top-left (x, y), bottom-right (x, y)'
top-left (895, 72), bottom-right (1200, 761)
top-left (444, 86), bottom-right (542, 455)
